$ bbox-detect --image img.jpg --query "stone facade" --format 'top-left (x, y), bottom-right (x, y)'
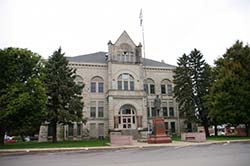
top-left (39, 31), bottom-right (185, 141)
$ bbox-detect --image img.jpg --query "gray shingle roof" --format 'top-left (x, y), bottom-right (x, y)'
top-left (66, 52), bottom-right (175, 67)
top-left (66, 52), bottom-right (107, 64)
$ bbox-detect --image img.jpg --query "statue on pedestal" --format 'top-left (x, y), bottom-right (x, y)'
top-left (154, 95), bottom-right (161, 117)
top-left (148, 95), bottom-right (172, 143)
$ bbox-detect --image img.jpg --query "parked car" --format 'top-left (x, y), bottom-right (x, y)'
top-left (4, 135), bottom-right (17, 143)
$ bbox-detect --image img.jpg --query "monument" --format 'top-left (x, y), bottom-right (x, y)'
top-left (148, 95), bottom-right (172, 143)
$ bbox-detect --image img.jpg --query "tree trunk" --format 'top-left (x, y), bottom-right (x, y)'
top-left (0, 126), bottom-right (5, 145)
top-left (214, 124), bottom-right (218, 136)
top-left (203, 120), bottom-right (210, 137)
top-left (52, 121), bottom-right (57, 143)
top-left (245, 123), bottom-right (249, 137)
top-left (20, 133), bottom-right (25, 142)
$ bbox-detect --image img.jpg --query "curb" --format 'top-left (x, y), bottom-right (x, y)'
top-left (0, 139), bottom-right (250, 155)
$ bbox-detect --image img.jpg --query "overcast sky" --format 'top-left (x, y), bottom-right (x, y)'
top-left (1, 0), bottom-right (250, 65)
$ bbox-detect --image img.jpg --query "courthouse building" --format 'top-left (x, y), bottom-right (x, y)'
top-left (39, 31), bottom-right (185, 141)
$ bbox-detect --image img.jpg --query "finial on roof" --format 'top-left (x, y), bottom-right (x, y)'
top-left (138, 42), bottom-right (142, 47)
top-left (107, 40), bottom-right (113, 45)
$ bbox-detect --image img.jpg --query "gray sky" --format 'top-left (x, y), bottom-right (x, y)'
top-left (1, 0), bottom-right (250, 65)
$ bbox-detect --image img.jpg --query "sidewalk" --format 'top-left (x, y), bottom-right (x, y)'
top-left (1, 139), bottom-right (250, 155)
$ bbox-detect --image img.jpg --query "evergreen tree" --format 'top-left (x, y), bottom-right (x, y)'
top-left (208, 41), bottom-right (250, 136)
top-left (0, 48), bottom-right (47, 145)
top-left (174, 54), bottom-right (196, 126)
top-left (45, 48), bottom-right (83, 142)
top-left (174, 49), bottom-right (212, 137)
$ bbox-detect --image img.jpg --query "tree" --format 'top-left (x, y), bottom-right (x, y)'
top-left (174, 54), bottom-right (196, 127)
top-left (208, 41), bottom-right (250, 136)
top-left (0, 48), bottom-right (47, 145)
top-left (45, 47), bottom-right (83, 142)
top-left (174, 49), bottom-right (212, 137)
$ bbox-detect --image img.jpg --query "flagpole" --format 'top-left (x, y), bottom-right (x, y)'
top-left (140, 9), bottom-right (150, 137)
top-left (140, 9), bottom-right (146, 65)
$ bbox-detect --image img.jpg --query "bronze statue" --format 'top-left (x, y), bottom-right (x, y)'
top-left (154, 95), bottom-right (161, 117)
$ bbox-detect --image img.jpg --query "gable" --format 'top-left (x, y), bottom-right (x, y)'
top-left (114, 31), bottom-right (136, 47)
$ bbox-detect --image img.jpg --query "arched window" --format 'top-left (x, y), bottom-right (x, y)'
top-left (91, 76), bottom-right (104, 93)
top-left (144, 78), bottom-right (155, 94)
top-left (118, 105), bottom-right (136, 129)
top-left (161, 79), bottom-right (172, 96)
top-left (117, 73), bottom-right (134, 91)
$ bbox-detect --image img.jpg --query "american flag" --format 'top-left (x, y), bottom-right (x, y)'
top-left (139, 9), bottom-right (143, 26)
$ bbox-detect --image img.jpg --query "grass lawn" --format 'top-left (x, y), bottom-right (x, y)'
top-left (0, 139), bottom-right (109, 149)
top-left (171, 136), bottom-right (181, 141)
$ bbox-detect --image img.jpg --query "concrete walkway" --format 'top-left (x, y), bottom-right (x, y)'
top-left (0, 139), bottom-right (250, 155)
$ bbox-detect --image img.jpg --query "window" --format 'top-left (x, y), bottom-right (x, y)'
top-left (98, 123), bottom-right (104, 138)
top-left (161, 84), bottom-right (166, 94)
top-left (170, 122), bottom-right (176, 133)
top-left (90, 107), bottom-right (96, 118)
top-left (117, 73), bottom-right (134, 91)
top-left (167, 84), bottom-right (173, 96)
top-left (144, 79), bottom-right (155, 94)
top-left (169, 107), bottom-right (174, 117)
top-left (89, 123), bottom-right (96, 138)
top-left (169, 101), bottom-right (174, 117)
top-left (162, 102), bottom-right (168, 117)
top-left (68, 124), bottom-right (74, 136)
top-left (91, 76), bottom-right (104, 93)
top-left (161, 79), bottom-right (172, 96)
top-left (90, 101), bottom-right (104, 118)
top-left (98, 82), bottom-right (104, 93)
top-left (91, 82), bottom-right (96, 93)
top-left (124, 81), bottom-right (128, 90)
top-left (118, 81), bottom-right (122, 90)
top-left (151, 102), bottom-right (156, 117)
top-left (130, 81), bottom-right (134, 91)
top-left (163, 107), bottom-right (168, 117)
top-left (98, 101), bottom-right (104, 118)
top-left (118, 43), bottom-right (135, 63)
top-left (150, 84), bottom-right (155, 94)
top-left (90, 101), bottom-right (96, 118)
top-left (77, 124), bottom-right (81, 136)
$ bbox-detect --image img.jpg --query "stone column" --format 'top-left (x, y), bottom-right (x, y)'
top-left (114, 116), bottom-right (119, 128)
top-left (38, 125), bottom-right (48, 142)
top-left (137, 116), bottom-right (142, 128)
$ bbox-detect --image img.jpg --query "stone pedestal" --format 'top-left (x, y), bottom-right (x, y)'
top-left (148, 118), bottom-right (172, 144)
top-left (38, 125), bottom-right (48, 142)
top-left (181, 132), bottom-right (206, 142)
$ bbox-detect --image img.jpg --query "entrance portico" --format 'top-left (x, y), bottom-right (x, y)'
top-left (118, 105), bottom-right (136, 129)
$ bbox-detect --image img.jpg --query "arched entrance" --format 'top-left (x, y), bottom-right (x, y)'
top-left (118, 105), bottom-right (136, 129)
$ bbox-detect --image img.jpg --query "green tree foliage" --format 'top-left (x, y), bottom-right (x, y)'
top-left (45, 48), bottom-right (83, 142)
top-left (0, 48), bottom-right (47, 145)
top-left (208, 41), bottom-right (250, 135)
top-left (174, 54), bottom-right (196, 123)
top-left (174, 49), bottom-right (212, 137)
